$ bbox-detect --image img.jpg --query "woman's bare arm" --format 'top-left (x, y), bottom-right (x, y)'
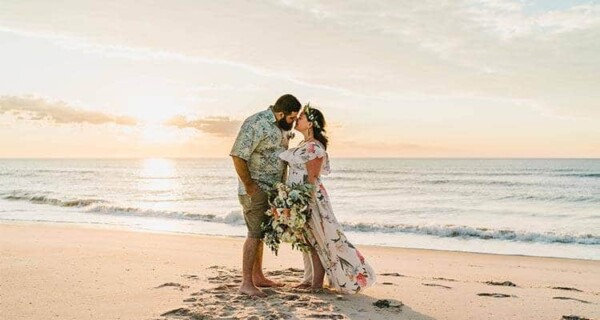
top-left (306, 157), bottom-right (324, 185)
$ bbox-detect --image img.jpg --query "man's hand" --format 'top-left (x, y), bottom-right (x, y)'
top-left (245, 182), bottom-right (260, 197)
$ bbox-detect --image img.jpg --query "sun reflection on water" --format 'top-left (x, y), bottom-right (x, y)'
top-left (137, 159), bottom-right (181, 207)
top-left (141, 158), bottom-right (176, 179)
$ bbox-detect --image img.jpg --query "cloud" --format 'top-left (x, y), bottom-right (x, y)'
top-left (0, 95), bottom-right (137, 126)
top-left (462, 1), bottom-right (600, 39)
top-left (282, 0), bottom-right (600, 117)
top-left (164, 115), bottom-right (241, 137)
top-left (0, 0), bottom-right (598, 119)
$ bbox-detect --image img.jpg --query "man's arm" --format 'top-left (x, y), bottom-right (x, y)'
top-left (231, 156), bottom-right (260, 196)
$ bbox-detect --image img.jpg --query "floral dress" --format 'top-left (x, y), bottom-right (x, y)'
top-left (279, 140), bottom-right (376, 294)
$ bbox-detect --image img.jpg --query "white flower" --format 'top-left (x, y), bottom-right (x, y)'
top-left (278, 190), bottom-right (287, 199)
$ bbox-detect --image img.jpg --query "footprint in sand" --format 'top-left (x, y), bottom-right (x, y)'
top-left (182, 274), bottom-right (199, 280)
top-left (562, 316), bottom-right (591, 320)
top-left (477, 293), bottom-right (515, 298)
top-left (379, 272), bottom-right (405, 277)
top-left (160, 266), bottom-right (353, 320)
top-left (422, 283), bottom-right (452, 289)
top-left (155, 282), bottom-right (190, 291)
top-left (484, 280), bottom-right (517, 287)
top-left (432, 277), bottom-right (457, 282)
top-left (305, 314), bottom-right (346, 319)
top-left (552, 286), bottom-right (583, 292)
top-left (160, 307), bottom-right (204, 318)
top-left (553, 297), bottom-right (591, 304)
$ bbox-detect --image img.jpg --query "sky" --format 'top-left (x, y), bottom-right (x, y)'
top-left (0, 0), bottom-right (598, 158)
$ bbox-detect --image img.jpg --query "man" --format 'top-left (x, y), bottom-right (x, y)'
top-left (230, 94), bottom-right (301, 297)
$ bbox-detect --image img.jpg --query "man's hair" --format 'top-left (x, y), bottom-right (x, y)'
top-left (272, 94), bottom-right (301, 114)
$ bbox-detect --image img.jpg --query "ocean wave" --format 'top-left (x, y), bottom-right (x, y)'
top-left (1, 191), bottom-right (246, 224)
top-left (340, 222), bottom-right (599, 245)
top-left (9, 169), bottom-right (99, 176)
top-left (496, 194), bottom-right (599, 203)
top-left (3, 191), bottom-right (597, 246)
top-left (328, 176), bottom-right (371, 181)
top-left (35, 169), bottom-right (97, 174)
top-left (411, 171), bottom-right (541, 177)
top-left (560, 173), bottom-right (600, 178)
top-left (142, 195), bottom-right (231, 202)
top-left (138, 176), bottom-right (181, 180)
top-left (3, 192), bottom-right (106, 207)
top-left (5, 173), bottom-right (37, 178)
top-left (462, 172), bottom-right (537, 177)
top-left (84, 204), bottom-right (245, 225)
top-left (83, 204), bottom-right (595, 246)
top-left (85, 204), bottom-right (215, 220)
top-left (421, 179), bottom-right (532, 187)
top-left (552, 168), bottom-right (578, 172)
top-left (336, 169), bottom-right (388, 174)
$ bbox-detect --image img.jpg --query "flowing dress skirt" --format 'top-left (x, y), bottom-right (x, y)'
top-left (304, 183), bottom-right (376, 294)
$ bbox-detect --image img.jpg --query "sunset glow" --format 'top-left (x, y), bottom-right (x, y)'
top-left (0, 0), bottom-right (598, 158)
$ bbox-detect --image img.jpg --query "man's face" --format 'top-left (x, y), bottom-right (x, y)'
top-left (277, 111), bottom-right (298, 131)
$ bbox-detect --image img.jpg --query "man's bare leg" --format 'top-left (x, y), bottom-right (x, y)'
top-left (252, 241), bottom-right (284, 287)
top-left (239, 237), bottom-right (267, 297)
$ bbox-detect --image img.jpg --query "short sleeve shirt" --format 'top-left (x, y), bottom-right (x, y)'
top-left (230, 107), bottom-right (290, 195)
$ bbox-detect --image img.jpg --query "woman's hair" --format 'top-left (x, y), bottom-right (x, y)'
top-left (305, 105), bottom-right (329, 150)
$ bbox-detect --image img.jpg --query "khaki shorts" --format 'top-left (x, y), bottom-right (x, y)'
top-left (238, 189), bottom-right (270, 239)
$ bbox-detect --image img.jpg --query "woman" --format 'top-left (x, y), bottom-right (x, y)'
top-left (279, 105), bottom-right (376, 294)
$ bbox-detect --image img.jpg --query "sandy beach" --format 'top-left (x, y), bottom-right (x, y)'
top-left (0, 221), bottom-right (598, 320)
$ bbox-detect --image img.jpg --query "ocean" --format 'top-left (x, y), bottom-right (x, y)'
top-left (0, 158), bottom-right (598, 260)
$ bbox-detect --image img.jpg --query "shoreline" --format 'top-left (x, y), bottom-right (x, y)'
top-left (2, 157), bottom-right (599, 160)
top-left (1, 220), bottom-right (598, 320)
top-left (2, 219), bottom-right (597, 262)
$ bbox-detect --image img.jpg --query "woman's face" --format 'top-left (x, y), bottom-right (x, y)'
top-left (295, 112), bottom-right (311, 132)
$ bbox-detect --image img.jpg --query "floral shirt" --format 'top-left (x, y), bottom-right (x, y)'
top-left (230, 107), bottom-right (291, 195)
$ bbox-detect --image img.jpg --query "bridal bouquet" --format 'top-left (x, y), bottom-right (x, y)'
top-left (262, 182), bottom-right (315, 255)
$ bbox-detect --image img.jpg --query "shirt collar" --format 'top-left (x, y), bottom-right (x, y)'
top-left (266, 106), bottom-right (277, 124)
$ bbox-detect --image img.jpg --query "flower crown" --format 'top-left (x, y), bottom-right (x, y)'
top-left (303, 103), bottom-right (321, 129)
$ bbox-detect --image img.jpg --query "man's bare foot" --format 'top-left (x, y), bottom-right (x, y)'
top-left (253, 277), bottom-right (285, 288)
top-left (311, 281), bottom-right (324, 292)
top-left (294, 282), bottom-right (312, 289)
top-left (310, 286), bottom-right (325, 293)
top-left (238, 283), bottom-right (267, 297)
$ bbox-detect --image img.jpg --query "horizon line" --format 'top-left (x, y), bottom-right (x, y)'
top-left (1, 157), bottom-right (598, 160)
